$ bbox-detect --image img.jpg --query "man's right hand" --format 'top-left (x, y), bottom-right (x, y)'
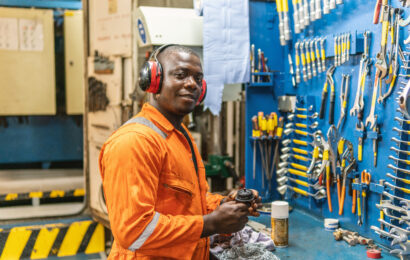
top-left (201, 201), bottom-right (249, 237)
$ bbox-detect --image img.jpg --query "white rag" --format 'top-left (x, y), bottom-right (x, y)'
top-left (203, 0), bottom-right (250, 115)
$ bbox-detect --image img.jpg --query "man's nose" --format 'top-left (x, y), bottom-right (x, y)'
top-left (185, 76), bottom-right (199, 89)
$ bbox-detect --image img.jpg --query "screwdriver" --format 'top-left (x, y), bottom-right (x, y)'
top-left (251, 116), bottom-right (260, 180)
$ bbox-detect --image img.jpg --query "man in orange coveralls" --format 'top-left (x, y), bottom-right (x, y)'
top-left (99, 44), bottom-right (262, 259)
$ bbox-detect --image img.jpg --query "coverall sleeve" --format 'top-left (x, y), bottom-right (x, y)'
top-left (205, 181), bottom-right (225, 213)
top-left (99, 132), bottom-right (204, 258)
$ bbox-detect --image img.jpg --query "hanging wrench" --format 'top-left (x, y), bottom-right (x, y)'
top-left (323, 0), bottom-right (330, 14)
top-left (298, 0), bottom-right (305, 30)
top-left (329, 0), bottom-right (336, 10)
top-left (310, 0), bottom-right (316, 22)
top-left (375, 5), bottom-right (390, 91)
top-left (310, 40), bottom-right (317, 77)
top-left (303, 0), bottom-right (310, 27)
top-left (315, 0), bottom-right (322, 20)
top-left (300, 41), bottom-right (308, 82)
top-left (365, 70), bottom-right (381, 129)
top-left (305, 40), bottom-right (312, 80)
top-left (295, 41), bottom-right (301, 83)
top-left (292, 0), bottom-right (301, 34)
top-left (315, 38), bottom-right (322, 73)
top-left (334, 35), bottom-right (338, 67)
top-left (320, 37), bottom-right (327, 72)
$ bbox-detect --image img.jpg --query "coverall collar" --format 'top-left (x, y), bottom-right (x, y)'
top-left (141, 103), bottom-right (177, 134)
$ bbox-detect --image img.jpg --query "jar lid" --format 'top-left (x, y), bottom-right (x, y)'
top-left (271, 201), bottom-right (289, 218)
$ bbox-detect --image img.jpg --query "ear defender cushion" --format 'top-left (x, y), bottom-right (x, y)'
top-left (138, 62), bottom-right (152, 92)
top-left (197, 79), bottom-right (207, 105)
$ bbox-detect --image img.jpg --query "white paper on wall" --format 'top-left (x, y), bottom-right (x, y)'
top-left (0, 17), bottom-right (18, 50)
top-left (19, 18), bottom-right (44, 51)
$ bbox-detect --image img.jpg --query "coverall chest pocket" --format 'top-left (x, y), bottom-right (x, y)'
top-left (157, 172), bottom-right (195, 215)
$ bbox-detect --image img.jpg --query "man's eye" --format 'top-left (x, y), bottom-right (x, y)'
top-left (195, 76), bottom-right (203, 84)
top-left (175, 72), bottom-right (186, 79)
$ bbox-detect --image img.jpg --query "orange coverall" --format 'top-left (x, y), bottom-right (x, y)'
top-left (99, 103), bottom-right (224, 259)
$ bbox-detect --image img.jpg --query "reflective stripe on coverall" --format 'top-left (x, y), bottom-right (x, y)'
top-left (99, 103), bottom-right (224, 259)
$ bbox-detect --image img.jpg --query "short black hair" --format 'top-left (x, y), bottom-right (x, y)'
top-left (156, 45), bottom-right (200, 63)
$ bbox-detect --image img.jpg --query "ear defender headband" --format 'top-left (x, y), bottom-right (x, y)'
top-left (138, 44), bottom-right (207, 104)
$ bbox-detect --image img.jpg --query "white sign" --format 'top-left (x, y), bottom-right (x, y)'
top-left (0, 17), bottom-right (18, 50)
top-left (19, 18), bottom-right (44, 51)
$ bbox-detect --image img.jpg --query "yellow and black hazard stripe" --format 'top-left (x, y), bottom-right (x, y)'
top-left (0, 188), bottom-right (85, 202)
top-left (0, 220), bottom-right (105, 259)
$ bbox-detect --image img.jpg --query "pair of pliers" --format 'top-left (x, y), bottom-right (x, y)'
top-left (319, 66), bottom-right (336, 124)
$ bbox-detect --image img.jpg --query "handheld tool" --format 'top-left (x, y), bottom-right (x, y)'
top-left (375, 5), bottom-right (390, 82)
top-left (390, 146), bottom-right (410, 156)
top-left (323, 0), bottom-right (330, 14)
top-left (298, 0), bottom-right (305, 30)
top-left (286, 185), bottom-right (327, 199)
top-left (389, 155), bottom-right (410, 166)
top-left (283, 0), bottom-right (291, 41)
top-left (251, 44), bottom-right (255, 83)
top-left (373, 0), bottom-right (383, 24)
top-left (279, 161), bottom-right (309, 171)
top-left (315, 0), bottom-right (322, 19)
top-left (329, 0), bottom-right (335, 10)
top-left (398, 77), bottom-right (410, 119)
top-left (337, 74), bottom-right (350, 130)
top-left (388, 163), bottom-right (410, 175)
top-left (270, 117), bottom-right (284, 178)
top-left (391, 137), bottom-right (410, 146)
top-left (310, 0), bottom-right (316, 22)
top-left (365, 71), bottom-right (381, 129)
top-left (386, 173), bottom-right (410, 185)
top-left (285, 121), bottom-right (319, 129)
top-left (352, 178), bottom-right (358, 214)
top-left (277, 167), bottom-right (311, 179)
top-left (385, 182), bottom-right (410, 194)
top-left (393, 127), bottom-right (410, 135)
top-left (276, 0), bottom-right (286, 46)
top-left (315, 38), bottom-right (322, 73)
top-left (300, 41), bottom-right (308, 82)
top-left (305, 40), bottom-right (312, 80)
top-left (292, 0), bottom-right (301, 33)
top-left (280, 153), bottom-right (312, 163)
top-left (251, 116), bottom-right (260, 180)
top-left (284, 128), bottom-right (318, 138)
top-left (303, 0), bottom-right (310, 26)
top-left (281, 147), bottom-right (312, 156)
top-left (361, 170), bottom-right (371, 223)
top-left (338, 139), bottom-right (356, 215)
top-left (334, 35), bottom-right (338, 67)
top-left (295, 41), bottom-right (302, 83)
top-left (319, 66), bottom-right (336, 122)
top-left (320, 37), bottom-right (326, 72)
top-left (310, 40), bottom-right (317, 77)
top-left (373, 126), bottom-right (379, 167)
top-left (394, 117), bottom-right (410, 125)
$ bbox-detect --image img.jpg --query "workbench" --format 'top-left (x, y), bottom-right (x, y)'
top-left (250, 208), bottom-right (397, 260)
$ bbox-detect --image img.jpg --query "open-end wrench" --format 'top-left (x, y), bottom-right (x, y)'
top-left (288, 112), bottom-right (319, 120)
top-left (365, 70), bottom-right (381, 129)
top-left (287, 185), bottom-right (327, 199)
top-left (286, 121), bottom-right (319, 129)
top-left (389, 155), bottom-right (410, 166)
top-left (393, 127), bottom-right (410, 135)
top-left (315, 38), bottom-right (322, 73)
top-left (375, 5), bottom-right (390, 96)
top-left (279, 161), bottom-right (309, 172)
top-left (300, 41), bottom-right (308, 82)
top-left (392, 137), bottom-right (410, 146)
top-left (298, 0), bottom-right (305, 30)
top-left (292, 0), bottom-right (301, 34)
top-left (391, 146), bottom-right (410, 156)
top-left (346, 33), bottom-right (351, 62)
top-left (385, 182), bottom-right (410, 195)
top-left (395, 117), bottom-right (410, 125)
top-left (334, 35), bottom-right (338, 67)
top-left (320, 37), bottom-right (326, 72)
top-left (276, 0), bottom-right (286, 46)
top-left (387, 173), bottom-right (410, 185)
top-left (283, 0), bottom-right (291, 41)
top-left (388, 163), bottom-right (410, 175)
top-left (398, 78), bottom-right (410, 119)
top-left (310, 40), bottom-right (317, 77)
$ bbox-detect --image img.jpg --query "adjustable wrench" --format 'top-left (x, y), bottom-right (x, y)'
top-left (310, 40), bottom-right (317, 77)
top-left (292, 0), bottom-right (301, 34)
top-left (300, 41), bottom-right (308, 82)
top-left (295, 41), bottom-right (301, 83)
top-left (305, 40), bottom-right (312, 80)
top-left (315, 38), bottom-right (322, 73)
top-left (375, 5), bottom-right (390, 88)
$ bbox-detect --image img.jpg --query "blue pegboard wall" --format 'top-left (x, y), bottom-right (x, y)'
top-left (245, 0), bottom-right (410, 249)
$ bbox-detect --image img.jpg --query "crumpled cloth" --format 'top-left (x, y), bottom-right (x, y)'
top-left (210, 226), bottom-right (275, 254)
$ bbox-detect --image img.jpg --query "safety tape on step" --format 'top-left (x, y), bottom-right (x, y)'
top-left (0, 220), bottom-right (105, 259)
top-left (0, 188), bottom-right (85, 202)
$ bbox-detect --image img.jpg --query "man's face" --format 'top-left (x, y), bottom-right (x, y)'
top-left (155, 51), bottom-right (203, 117)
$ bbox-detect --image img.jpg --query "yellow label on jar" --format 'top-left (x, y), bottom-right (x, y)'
top-left (271, 217), bottom-right (288, 247)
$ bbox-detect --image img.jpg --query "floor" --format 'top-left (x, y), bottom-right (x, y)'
top-left (251, 209), bottom-right (398, 260)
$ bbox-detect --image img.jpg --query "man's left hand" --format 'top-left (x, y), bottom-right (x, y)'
top-left (222, 189), bottom-right (262, 217)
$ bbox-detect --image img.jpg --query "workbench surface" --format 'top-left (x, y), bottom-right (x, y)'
top-left (251, 208), bottom-right (398, 260)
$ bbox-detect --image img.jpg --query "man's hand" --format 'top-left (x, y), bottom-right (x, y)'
top-left (222, 189), bottom-right (263, 217)
top-left (201, 201), bottom-right (249, 237)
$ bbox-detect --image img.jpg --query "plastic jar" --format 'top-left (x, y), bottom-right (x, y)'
top-left (271, 201), bottom-right (289, 247)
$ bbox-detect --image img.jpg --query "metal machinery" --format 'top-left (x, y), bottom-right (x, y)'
top-left (245, 0), bottom-right (410, 256)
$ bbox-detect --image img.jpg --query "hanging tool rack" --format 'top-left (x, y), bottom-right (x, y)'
top-left (245, 0), bottom-right (410, 253)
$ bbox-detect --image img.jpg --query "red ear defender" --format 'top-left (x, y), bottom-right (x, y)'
top-left (196, 79), bottom-right (207, 105)
top-left (146, 61), bottom-right (162, 94)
